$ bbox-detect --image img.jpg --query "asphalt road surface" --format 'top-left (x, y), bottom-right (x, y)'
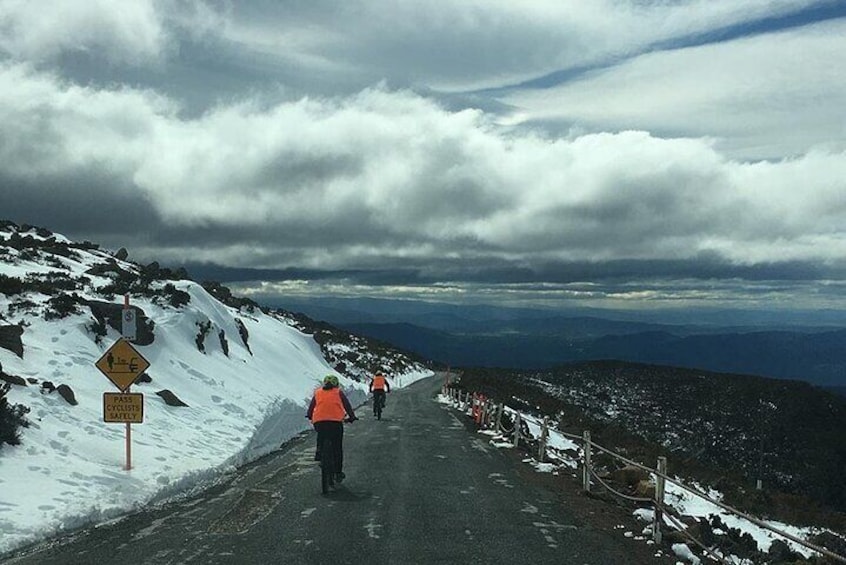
top-left (4, 374), bottom-right (654, 564)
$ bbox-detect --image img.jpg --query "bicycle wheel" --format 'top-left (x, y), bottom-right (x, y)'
top-left (320, 437), bottom-right (335, 494)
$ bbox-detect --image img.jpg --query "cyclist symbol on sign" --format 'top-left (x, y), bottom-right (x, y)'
top-left (107, 354), bottom-right (140, 373)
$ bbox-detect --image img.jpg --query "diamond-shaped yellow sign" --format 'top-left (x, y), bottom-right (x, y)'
top-left (96, 338), bottom-right (150, 392)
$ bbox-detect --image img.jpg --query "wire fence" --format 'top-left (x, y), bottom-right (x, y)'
top-left (441, 385), bottom-right (846, 564)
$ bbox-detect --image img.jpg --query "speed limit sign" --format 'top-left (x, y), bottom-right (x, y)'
top-left (122, 308), bottom-right (137, 341)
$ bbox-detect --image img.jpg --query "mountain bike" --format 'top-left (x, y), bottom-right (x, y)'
top-left (319, 418), bottom-right (355, 494)
top-left (373, 390), bottom-right (386, 420)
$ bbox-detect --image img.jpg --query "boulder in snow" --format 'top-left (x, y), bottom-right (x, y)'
top-left (0, 324), bottom-right (24, 358)
top-left (0, 371), bottom-right (27, 387)
top-left (156, 389), bottom-right (189, 407)
top-left (57, 384), bottom-right (78, 406)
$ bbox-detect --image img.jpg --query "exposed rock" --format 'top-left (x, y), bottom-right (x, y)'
top-left (84, 261), bottom-right (125, 277)
top-left (26, 378), bottom-right (38, 385)
top-left (142, 261), bottom-right (160, 277)
top-left (135, 372), bottom-right (152, 384)
top-left (0, 372), bottom-right (27, 386)
top-left (114, 248), bottom-right (129, 261)
top-left (57, 384), bottom-right (78, 406)
top-left (235, 318), bottom-right (251, 354)
top-left (634, 479), bottom-right (655, 499)
top-left (0, 325), bottom-right (24, 358)
top-left (202, 282), bottom-right (259, 312)
top-left (86, 301), bottom-right (155, 346)
top-left (610, 465), bottom-right (650, 487)
top-left (218, 329), bottom-right (229, 357)
top-left (161, 283), bottom-right (190, 308)
top-left (195, 320), bottom-right (212, 353)
top-left (156, 389), bottom-right (189, 407)
top-left (41, 381), bottom-right (56, 393)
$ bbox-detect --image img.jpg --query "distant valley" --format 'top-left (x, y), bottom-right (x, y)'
top-left (271, 297), bottom-right (846, 388)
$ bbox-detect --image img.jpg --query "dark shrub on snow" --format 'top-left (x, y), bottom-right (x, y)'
top-left (0, 382), bottom-right (30, 448)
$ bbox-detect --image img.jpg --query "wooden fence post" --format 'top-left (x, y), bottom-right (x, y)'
top-left (495, 403), bottom-right (504, 433)
top-left (538, 416), bottom-right (549, 462)
top-left (514, 412), bottom-right (521, 447)
top-left (653, 456), bottom-right (667, 545)
top-left (582, 430), bottom-right (592, 493)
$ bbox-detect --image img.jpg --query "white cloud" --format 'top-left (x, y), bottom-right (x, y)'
top-left (0, 63), bottom-right (170, 175)
top-left (0, 0), bottom-right (171, 65)
top-left (502, 19), bottom-right (846, 160)
top-left (2, 61), bottom-right (845, 277)
top-left (214, 0), bottom-right (826, 92)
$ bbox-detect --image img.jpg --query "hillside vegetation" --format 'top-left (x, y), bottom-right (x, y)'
top-left (456, 361), bottom-right (846, 527)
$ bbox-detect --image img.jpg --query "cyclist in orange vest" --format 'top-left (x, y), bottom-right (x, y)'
top-left (306, 375), bottom-right (357, 483)
top-left (369, 371), bottom-right (391, 416)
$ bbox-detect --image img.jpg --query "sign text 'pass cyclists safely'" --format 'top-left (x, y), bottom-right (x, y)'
top-left (103, 392), bottom-right (144, 423)
top-left (96, 338), bottom-right (150, 392)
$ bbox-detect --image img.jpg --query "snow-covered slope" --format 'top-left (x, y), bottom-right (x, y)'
top-left (0, 222), bottom-right (432, 554)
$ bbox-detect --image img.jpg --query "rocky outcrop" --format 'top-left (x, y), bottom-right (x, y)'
top-left (0, 371), bottom-right (27, 387)
top-left (0, 325), bottom-right (24, 358)
top-left (218, 329), bottom-right (229, 357)
top-left (156, 389), bottom-right (188, 407)
top-left (235, 318), bottom-right (251, 354)
top-left (609, 465), bottom-right (650, 488)
top-left (195, 320), bottom-right (212, 353)
top-left (86, 301), bottom-right (155, 346)
top-left (57, 384), bottom-right (78, 406)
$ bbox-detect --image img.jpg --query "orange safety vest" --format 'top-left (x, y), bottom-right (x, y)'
top-left (372, 375), bottom-right (387, 390)
top-left (311, 387), bottom-right (346, 423)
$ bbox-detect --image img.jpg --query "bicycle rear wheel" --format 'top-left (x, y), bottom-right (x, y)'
top-left (375, 396), bottom-right (382, 420)
top-left (320, 437), bottom-right (335, 494)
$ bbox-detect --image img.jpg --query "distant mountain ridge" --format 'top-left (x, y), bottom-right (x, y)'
top-left (340, 321), bottom-right (846, 386)
top-left (271, 297), bottom-right (846, 387)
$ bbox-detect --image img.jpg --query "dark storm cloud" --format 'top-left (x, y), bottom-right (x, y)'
top-left (177, 253), bottom-right (845, 290)
top-left (0, 172), bottom-right (160, 241)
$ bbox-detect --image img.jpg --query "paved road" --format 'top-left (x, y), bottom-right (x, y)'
top-left (4, 374), bottom-right (647, 564)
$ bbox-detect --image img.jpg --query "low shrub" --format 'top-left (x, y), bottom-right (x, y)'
top-left (0, 382), bottom-right (30, 448)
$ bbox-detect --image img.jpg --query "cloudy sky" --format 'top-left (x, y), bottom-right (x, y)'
top-left (2, 0), bottom-right (846, 311)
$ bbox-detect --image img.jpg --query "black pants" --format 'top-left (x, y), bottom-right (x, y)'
top-left (373, 389), bottom-right (386, 410)
top-left (313, 421), bottom-right (344, 474)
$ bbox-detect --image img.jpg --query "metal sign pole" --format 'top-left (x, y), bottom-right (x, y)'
top-left (124, 294), bottom-right (132, 471)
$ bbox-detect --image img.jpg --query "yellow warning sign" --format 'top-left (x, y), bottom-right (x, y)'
top-left (103, 392), bottom-right (144, 423)
top-left (96, 338), bottom-right (150, 391)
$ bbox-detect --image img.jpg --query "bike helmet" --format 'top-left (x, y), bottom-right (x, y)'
top-left (323, 374), bottom-right (339, 387)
